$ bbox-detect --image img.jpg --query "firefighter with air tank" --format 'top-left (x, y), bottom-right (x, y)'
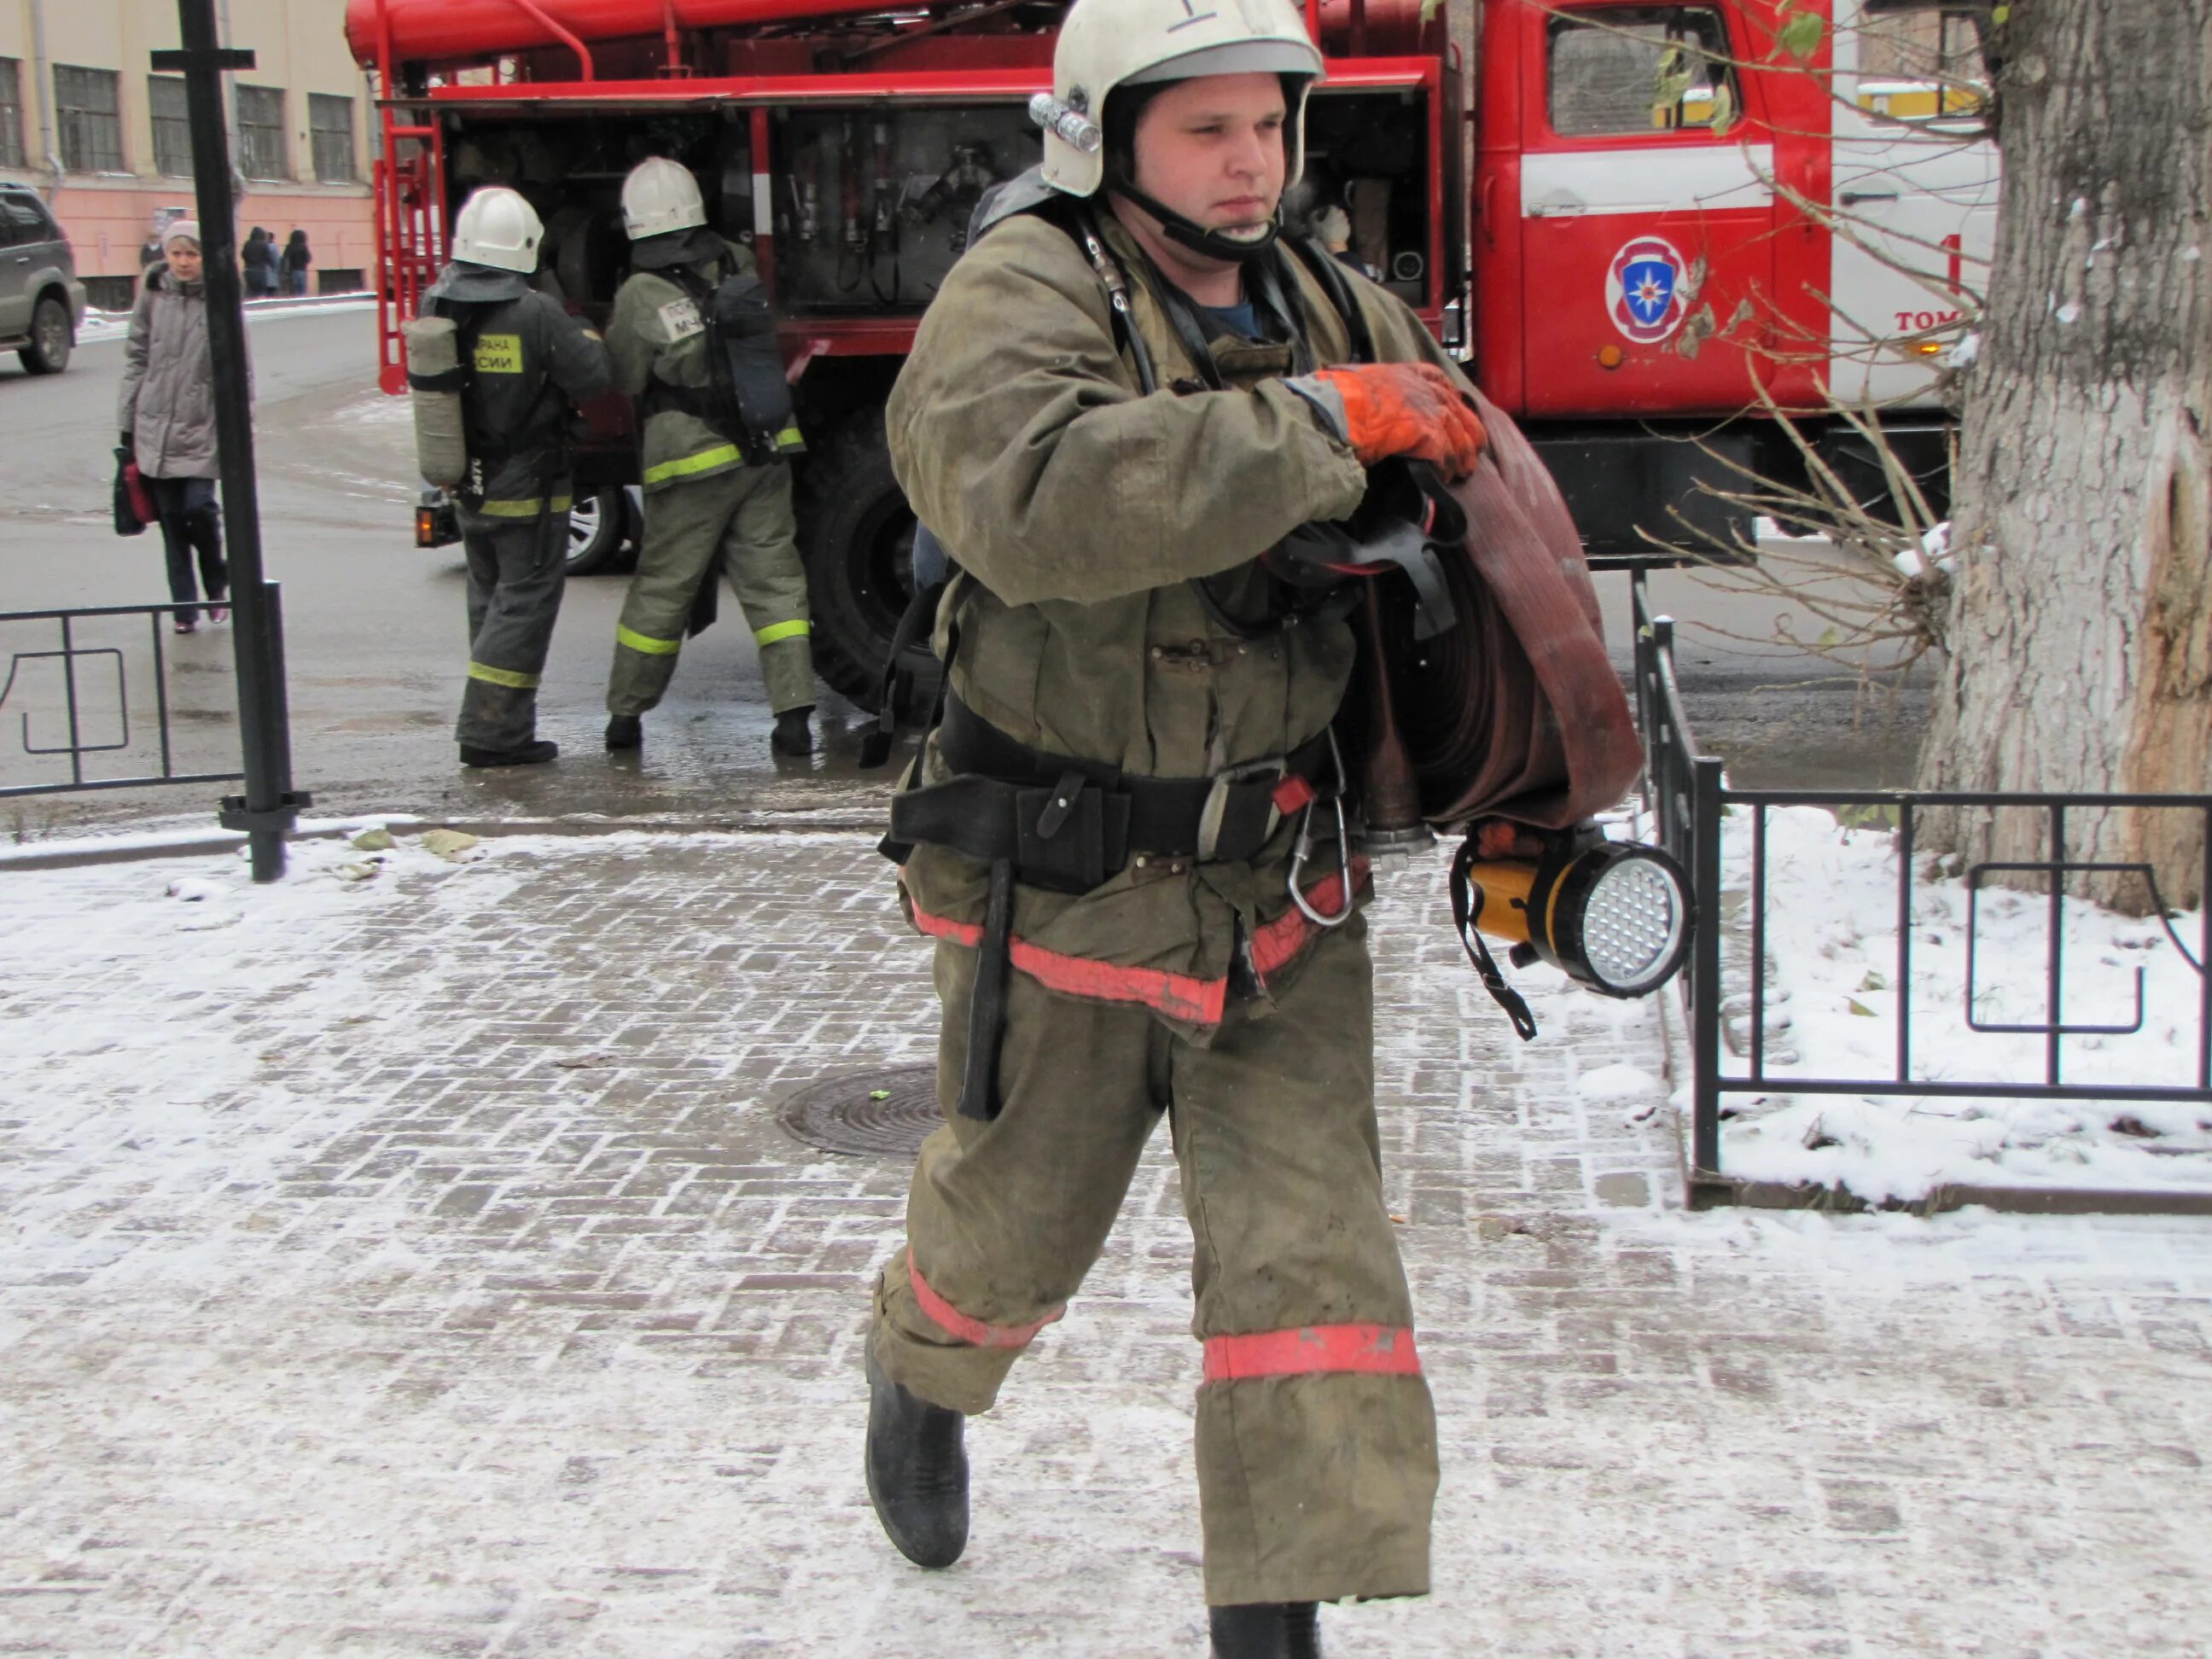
top-left (602, 157), bottom-right (820, 757)
top-left (859, 0), bottom-right (1491, 1652)
top-left (411, 186), bottom-right (613, 769)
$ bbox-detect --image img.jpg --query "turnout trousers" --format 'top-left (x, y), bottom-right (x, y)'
top-left (457, 490), bottom-right (571, 753)
top-left (606, 460), bottom-right (815, 719)
top-left (869, 917), bottom-right (1439, 1607)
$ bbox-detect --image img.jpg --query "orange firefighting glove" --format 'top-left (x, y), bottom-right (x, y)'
top-left (1306, 362), bottom-right (1487, 479)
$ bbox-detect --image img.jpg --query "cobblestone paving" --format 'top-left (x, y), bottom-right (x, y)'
top-left (2, 830), bottom-right (2208, 1657)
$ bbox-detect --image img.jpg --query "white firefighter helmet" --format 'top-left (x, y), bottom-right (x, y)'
top-left (1039, 0), bottom-right (1324, 199)
top-left (621, 157), bottom-right (707, 242)
top-left (451, 186), bottom-right (544, 274)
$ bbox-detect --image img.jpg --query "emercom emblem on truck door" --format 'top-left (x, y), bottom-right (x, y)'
top-left (1607, 237), bottom-right (1688, 344)
top-left (473, 333), bottom-right (525, 374)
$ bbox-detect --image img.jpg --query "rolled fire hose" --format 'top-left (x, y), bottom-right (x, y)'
top-left (1356, 386), bottom-right (1644, 836)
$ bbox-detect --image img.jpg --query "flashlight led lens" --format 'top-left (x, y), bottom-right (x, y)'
top-left (1580, 853), bottom-right (1687, 993)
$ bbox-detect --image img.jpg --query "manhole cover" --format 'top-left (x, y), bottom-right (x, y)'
top-left (776, 1066), bottom-right (941, 1157)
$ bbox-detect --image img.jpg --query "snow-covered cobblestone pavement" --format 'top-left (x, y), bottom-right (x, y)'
top-left (1, 829), bottom-right (2208, 1656)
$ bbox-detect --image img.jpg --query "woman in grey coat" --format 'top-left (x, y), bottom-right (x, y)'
top-left (119, 221), bottom-right (248, 635)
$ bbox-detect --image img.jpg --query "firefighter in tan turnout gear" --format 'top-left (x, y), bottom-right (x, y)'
top-left (419, 187), bottom-right (612, 767)
top-left (602, 157), bottom-right (818, 756)
top-left (861, 0), bottom-right (1488, 1651)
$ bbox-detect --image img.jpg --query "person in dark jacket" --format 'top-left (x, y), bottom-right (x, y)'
top-left (118, 221), bottom-right (249, 635)
top-left (280, 229), bottom-right (311, 297)
top-left (421, 187), bottom-right (612, 767)
top-left (242, 227), bottom-right (275, 299)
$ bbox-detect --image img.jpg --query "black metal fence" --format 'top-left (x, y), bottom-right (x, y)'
top-left (1630, 574), bottom-right (2212, 1213)
top-left (0, 602), bottom-right (244, 800)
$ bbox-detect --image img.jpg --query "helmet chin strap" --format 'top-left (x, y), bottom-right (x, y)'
top-left (1113, 181), bottom-right (1282, 265)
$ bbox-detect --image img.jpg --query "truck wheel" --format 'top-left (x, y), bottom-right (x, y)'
top-left (799, 409), bottom-right (916, 711)
top-left (18, 295), bottom-right (72, 375)
top-left (565, 487), bottom-right (627, 576)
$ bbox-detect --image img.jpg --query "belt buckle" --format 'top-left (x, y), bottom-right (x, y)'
top-left (1197, 754), bottom-right (1289, 863)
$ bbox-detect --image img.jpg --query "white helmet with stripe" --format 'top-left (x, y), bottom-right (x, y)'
top-left (1038, 0), bottom-right (1325, 200)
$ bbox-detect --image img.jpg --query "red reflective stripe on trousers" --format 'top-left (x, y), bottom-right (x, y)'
top-left (906, 903), bottom-right (1229, 1027)
top-left (1202, 1323), bottom-right (1422, 1382)
top-left (908, 1249), bottom-right (1064, 1350)
top-left (906, 859), bottom-right (1367, 1027)
top-left (1249, 858), bottom-right (1372, 980)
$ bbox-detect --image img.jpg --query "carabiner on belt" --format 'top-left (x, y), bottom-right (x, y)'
top-left (1288, 729), bottom-right (1355, 928)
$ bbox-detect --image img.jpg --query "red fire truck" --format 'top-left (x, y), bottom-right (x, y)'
top-left (345, 0), bottom-right (1994, 705)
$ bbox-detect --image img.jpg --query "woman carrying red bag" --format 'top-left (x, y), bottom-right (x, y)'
top-left (118, 220), bottom-right (248, 635)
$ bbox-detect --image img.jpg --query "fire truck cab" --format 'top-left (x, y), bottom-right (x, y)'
top-left (346, 0), bottom-right (1995, 706)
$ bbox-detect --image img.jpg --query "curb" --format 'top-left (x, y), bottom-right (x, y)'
top-left (84, 293), bottom-right (373, 327)
top-left (0, 809), bottom-right (886, 874)
top-left (241, 293), bottom-right (376, 314)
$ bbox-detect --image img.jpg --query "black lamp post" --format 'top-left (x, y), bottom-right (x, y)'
top-left (151, 0), bottom-right (307, 882)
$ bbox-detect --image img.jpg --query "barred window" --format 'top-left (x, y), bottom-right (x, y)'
top-left (236, 84), bottom-right (288, 181)
top-left (149, 75), bottom-right (194, 177)
top-left (0, 60), bottom-right (26, 170)
top-left (309, 93), bottom-right (356, 183)
top-left (54, 65), bottom-right (124, 174)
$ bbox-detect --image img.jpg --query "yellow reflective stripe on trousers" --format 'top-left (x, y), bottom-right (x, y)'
top-left (754, 619), bottom-right (811, 647)
top-left (477, 494), bottom-right (573, 517)
top-left (616, 623), bottom-right (683, 657)
top-left (771, 422), bottom-right (806, 454)
top-left (467, 661), bottom-right (541, 690)
top-left (642, 445), bottom-right (743, 486)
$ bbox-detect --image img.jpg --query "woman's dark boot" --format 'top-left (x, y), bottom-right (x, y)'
top-left (1209, 1602), bottom-right (1322, 1658)
top-left (864, 1338), bottom-right (969, 1568)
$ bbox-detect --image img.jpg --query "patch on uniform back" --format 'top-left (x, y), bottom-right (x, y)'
top-left (658, 297), bottom-right (706, 342)
top-left (472, 332), bottom-right (525, 374)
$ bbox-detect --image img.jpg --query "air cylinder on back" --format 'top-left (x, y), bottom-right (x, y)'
top-left (404, 315), bottom-right (470, 488)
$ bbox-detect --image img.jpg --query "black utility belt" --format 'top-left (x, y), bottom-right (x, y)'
top-left (887, 696), bottom-right (1335, 895)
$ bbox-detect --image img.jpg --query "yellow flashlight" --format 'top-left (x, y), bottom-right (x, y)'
top-left (1457, 828), bottom-right (1695, 1000)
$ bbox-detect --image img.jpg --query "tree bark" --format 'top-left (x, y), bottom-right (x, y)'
top-left (1918, 0), bottom-right (2212, 913)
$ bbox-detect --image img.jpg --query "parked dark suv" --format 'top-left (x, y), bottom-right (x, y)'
top-left (0, 184), bottom-right (87, 375)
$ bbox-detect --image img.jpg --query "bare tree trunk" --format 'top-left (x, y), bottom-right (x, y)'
top-left (1918, 0), bottom-right (2212, 913)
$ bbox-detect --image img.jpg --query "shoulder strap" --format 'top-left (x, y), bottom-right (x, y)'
top-left (1283, 236), bottom-right (1376, 365)
top-left (1449, 836), bottom-right (1541, 1040)
top-left (1068, 207), bottom-right (1159, 397)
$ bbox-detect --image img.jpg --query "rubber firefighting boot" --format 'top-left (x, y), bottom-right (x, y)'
top-left (864, 1336), bottom-right (969, 1568)
top-left (604, 714), bottom-right (642, 751)
top-left (1209, 1603), bottom-right (1322, 1659)
top-left (459, 739), bottom-right (558, 768)
top-left (771, 706), bottom-right (814, 757)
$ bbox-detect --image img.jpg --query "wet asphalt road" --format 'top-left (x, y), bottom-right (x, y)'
top-left (0, 308), bottom-right (1926, 840)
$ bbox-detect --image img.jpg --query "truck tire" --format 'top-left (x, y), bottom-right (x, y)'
top-left (798, 408), bottom-right (916, 711)
top-left (565, 486), bottom-right (628, 576)
top-left (18, 294), bottom-right (72, 375)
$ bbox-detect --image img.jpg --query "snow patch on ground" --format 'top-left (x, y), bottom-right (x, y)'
top-left (1575, 1062), bottom-right (1661, 1105)
top-left (1716, 805), bottom-right (2211, 1201)
top-left (328, 388), bottom-right (415, 428)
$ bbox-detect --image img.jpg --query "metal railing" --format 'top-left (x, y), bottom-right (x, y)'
top-left (1630, 573), bottom-right (2212, 1212)
top-left (0, 602), bottom-right (244, 799)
